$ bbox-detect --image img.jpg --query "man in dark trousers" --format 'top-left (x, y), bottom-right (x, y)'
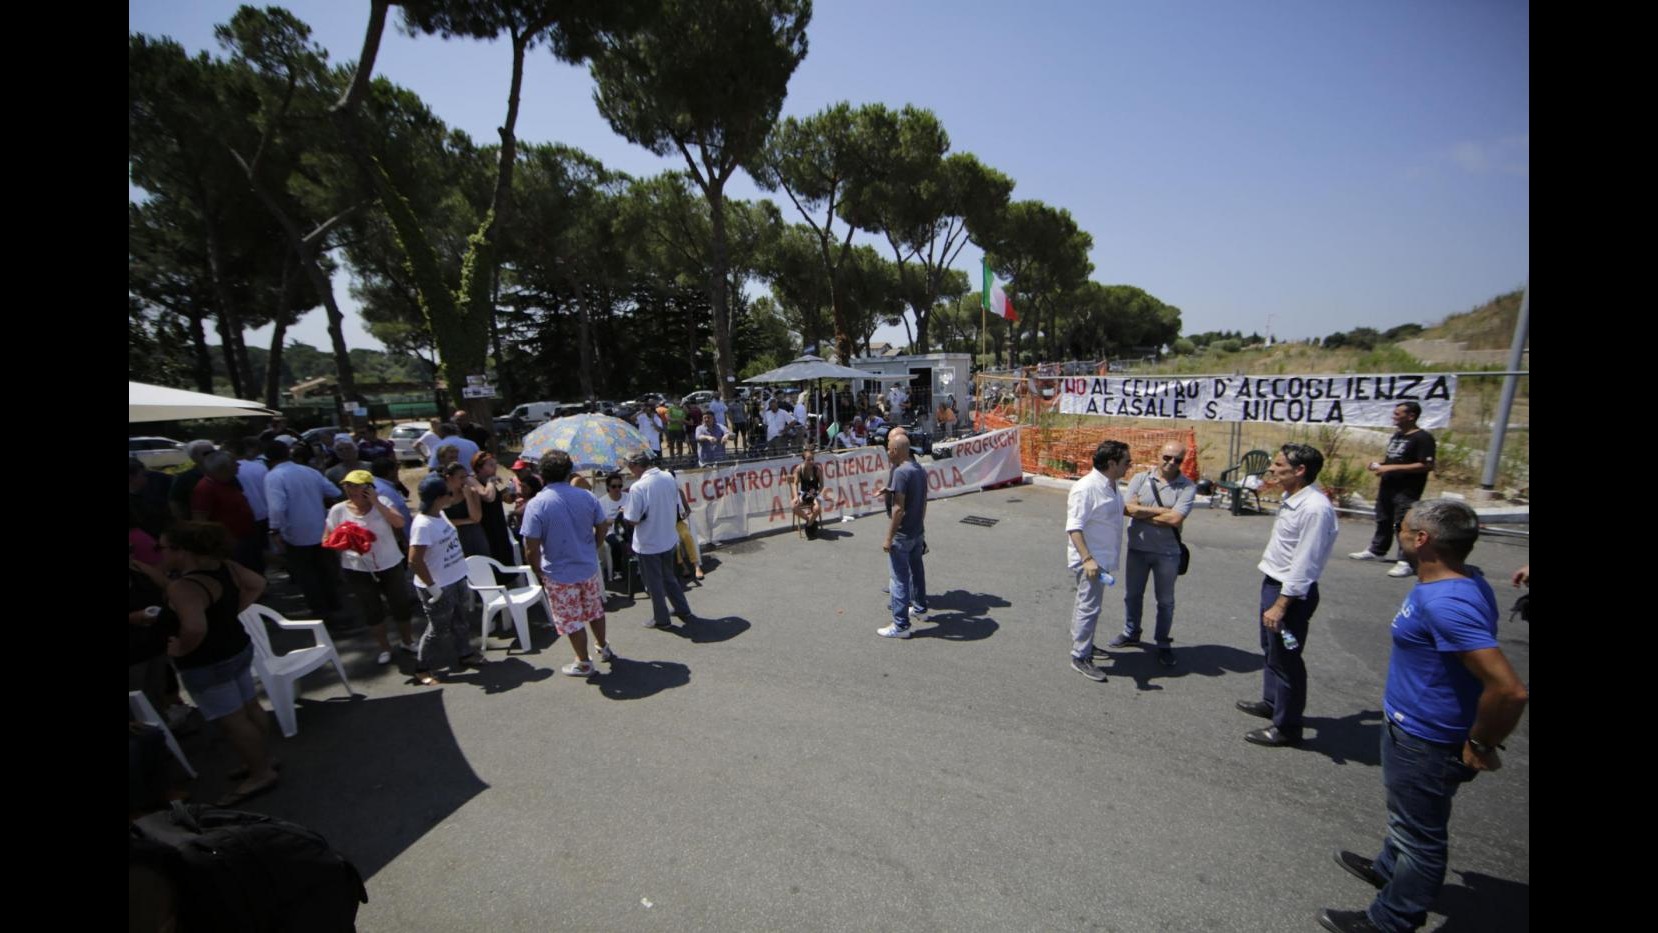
top-left (1350, 402), bottom-right (1436, 578)
top-left (1318, 499), bottom-right (1527, 933)
top-left (1236, 444), bottom-right (1339, 747)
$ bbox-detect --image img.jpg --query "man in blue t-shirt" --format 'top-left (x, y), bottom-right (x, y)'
top-left (521, 450), bottom-right (615, 678)
top-left (877, 433), bottom-right (930, 639)
top-left (1319, 499), bottom-right (1528, 933)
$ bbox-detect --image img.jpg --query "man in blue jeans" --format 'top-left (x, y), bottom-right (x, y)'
top-left (877, 434), bottom-right (929, 638)
top-left (1318, 500), bottom-right (1527, 933)
top-left (1109, 441), bottom-right (1194, 667)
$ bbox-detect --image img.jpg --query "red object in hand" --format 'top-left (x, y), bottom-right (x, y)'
top-left (322, 522), bottom-right (378, 554)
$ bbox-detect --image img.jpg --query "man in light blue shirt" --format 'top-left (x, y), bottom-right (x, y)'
top-left (426, 423), bottom-right (481, 473)
top-left (235, 436), bottom-right (270, 529)
top-left (264, 440), bottom-right (347, 620)
top-left (1235, 443), bottom-right (1339, 748)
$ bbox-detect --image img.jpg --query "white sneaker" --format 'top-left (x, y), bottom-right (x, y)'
top-left (1387, 561), bottom-right (1415, 578)
top-left (596, 644), bottom-right (617, 663)
top-left (1348, 550), bottom-right (1381, 561)
top-left (908, 607), bottom-right (928, 623)
top-left (376, 650), bottom-right (393, 665)
top-left (877, 623), bottom-right (911, 639)
top-left (562, 661), bottom-right (595, 676)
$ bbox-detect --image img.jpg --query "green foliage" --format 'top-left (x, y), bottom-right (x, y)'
top-left (1212, 338), bottom-right (1243, 353)
top-left (1171, 338), bottom-right (1196, 355)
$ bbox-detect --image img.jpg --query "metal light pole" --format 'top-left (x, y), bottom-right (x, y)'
top-left (1480, 283), bottom-right (1530, 492)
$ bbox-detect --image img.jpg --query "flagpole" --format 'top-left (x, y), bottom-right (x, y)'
top-left (979, 257), bottom-right (988, 366)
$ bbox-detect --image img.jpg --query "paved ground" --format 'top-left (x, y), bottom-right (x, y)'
top-left (174, 481), bottom-right (1530, 932)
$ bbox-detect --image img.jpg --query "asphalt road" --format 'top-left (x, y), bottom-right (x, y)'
top-left (186, 482), bottom-right (1530, 932)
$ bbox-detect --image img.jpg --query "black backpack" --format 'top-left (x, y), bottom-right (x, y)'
top-left (130, 802), bottom-right (367, 932)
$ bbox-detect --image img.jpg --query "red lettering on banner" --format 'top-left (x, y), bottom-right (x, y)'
top-left (950, 466), bottom-right (964, 487)
top-left (769, 496), bottom-right (787, 522)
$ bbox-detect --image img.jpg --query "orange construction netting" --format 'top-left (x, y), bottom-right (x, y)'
top-left (972, 369), bottom-right (1201, 482)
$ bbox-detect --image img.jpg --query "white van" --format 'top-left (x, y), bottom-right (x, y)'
top-left (508, 401), bottom-right (563, 427)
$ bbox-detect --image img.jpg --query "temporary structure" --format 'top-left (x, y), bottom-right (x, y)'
top-left (128, 381), bottom-right (279, 423)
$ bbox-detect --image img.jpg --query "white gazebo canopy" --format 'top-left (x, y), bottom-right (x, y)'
top-left (128, 381), bottom-right (279, 423)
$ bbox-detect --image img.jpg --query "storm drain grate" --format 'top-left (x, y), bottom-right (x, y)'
top-left (960, 515), bottom-right (1000, 527)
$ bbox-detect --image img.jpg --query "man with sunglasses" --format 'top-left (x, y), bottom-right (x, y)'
top-left (1109, 443), bottom-right (1195, 667)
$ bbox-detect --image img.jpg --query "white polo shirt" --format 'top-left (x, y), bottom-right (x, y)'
top-left (622, 467), bottom-right (681, 556)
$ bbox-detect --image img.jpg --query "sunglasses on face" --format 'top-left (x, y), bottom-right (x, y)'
top-left (1161, 454), bottom-right (1183, 462)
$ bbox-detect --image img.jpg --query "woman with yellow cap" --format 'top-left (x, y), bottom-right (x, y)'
top-left (325, 469), bottom-right (415, 665)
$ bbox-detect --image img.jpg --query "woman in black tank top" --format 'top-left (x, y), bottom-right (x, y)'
top-left (160, 522), bottom-right (279, 805)
top-left (792, 447), bottom-right (825, 536)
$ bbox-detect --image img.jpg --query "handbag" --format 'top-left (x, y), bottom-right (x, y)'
top-left (1149, 478), bottom-right (1191, 576)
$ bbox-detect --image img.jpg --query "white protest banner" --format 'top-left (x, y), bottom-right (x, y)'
top-left (680, 426), bottom-right (1024, 545)
top-left (1055, 374), bottom-right (1456, 429)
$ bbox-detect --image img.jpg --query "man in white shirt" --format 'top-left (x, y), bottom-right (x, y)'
top-left (1236, 443), bottom-right (1340, 748)
top-left (622, 451), bottom-right (694, 628)
top-left (761, 398), bottom-right (795, 455)
top-left (1065, 439), bottom-right (1132, 682)
top-left (635, 404), bottom-right (665, 459)
top-left (886, 383), bottom-right (908, 421)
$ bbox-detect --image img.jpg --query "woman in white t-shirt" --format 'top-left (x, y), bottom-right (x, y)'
top-left (325, 470), bottom-right (416, 665)
top-left (408, 474), bottom-right (485, 685)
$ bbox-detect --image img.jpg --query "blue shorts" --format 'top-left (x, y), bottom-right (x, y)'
top-left (177, 645), bottom-right (257, 721)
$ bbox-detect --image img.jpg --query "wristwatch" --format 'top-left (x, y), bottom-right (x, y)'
top-left (1467, 737), bottom-right (1504, 754)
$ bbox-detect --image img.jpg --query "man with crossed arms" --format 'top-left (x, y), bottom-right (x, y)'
top-left (1108, 441), bottom-right (1195, 667)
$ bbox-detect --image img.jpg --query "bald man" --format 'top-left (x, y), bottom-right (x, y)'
top-left (878, 433), bottom-right (930, 639)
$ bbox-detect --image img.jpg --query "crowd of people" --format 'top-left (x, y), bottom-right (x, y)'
top-left (130, 399), bottom-right (1527, 932)
top-left (624, 386), bottom-right (968, 468)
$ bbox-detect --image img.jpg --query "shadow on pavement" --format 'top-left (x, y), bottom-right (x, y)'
top-left (1301, 709), bottom-right (1385, 766)
top-left (596, 658), bottom-right (691, 700)
top-left (191, 689), bottom-right (489, 882)
top-left (1107, 643), bottom-right (1265, 692)
top-left (1431, 871), bottom-right (1529, 932)
top-left (906, 590), bottom-right (1009, 641)
top-left (440, 656), bottom-right (557, 695)
top-left (665, 615), bottom-right (752, 643)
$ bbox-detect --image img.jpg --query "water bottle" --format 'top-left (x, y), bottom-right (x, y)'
top-left (1281, 629), bottom-right (1299, 650)
top-left (1101, 571), bottom-right (1116, 587)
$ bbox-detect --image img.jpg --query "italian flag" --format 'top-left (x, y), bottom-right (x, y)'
top-left (982, 258), bottom-right (1017, 323)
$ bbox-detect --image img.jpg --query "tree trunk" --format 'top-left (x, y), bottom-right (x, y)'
top-left (265, 315), bottom-right (289, 410)
top-left (213, 309), bottom-right (244, 398)
top-left (708, 183), bottom-right (737, 401)
top-left (577, 284), bottom-right (595, 403)
top-left (187, 307), bottom-right (214, 393)
top-left (265, 253), bottom-right (300, 408)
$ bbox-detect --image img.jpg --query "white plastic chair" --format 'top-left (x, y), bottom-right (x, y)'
top-left (237, 604), bottom-right (354, 738)
top-left (129, 690), bottom-right (196, 779)
top-left (465, 555), bottom-right (549, 653)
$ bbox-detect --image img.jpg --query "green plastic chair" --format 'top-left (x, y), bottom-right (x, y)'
top-left (1214, 449), bottom-right (1273, 515)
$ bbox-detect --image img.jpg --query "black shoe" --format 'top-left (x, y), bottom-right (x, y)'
top-left (1334, 851), bottom-right (1385, 890)
top-left (1318, 908), bottom-right (1382, 932)
top-left (1157, 646), bottom-right (1176, 667)
top-left (1245, 726), bottom-right (1300, 747)
top-left (1107, 633), bottom-right (1142, 648)
top-left (1235, 700), bottom-right (1274, 719)
top-left (1091, 644), bottom-right (1111, 658)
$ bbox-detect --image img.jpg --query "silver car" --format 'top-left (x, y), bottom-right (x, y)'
top-left (389, 422), bottom-right (431, 464)
top-left (129, 436), bottom-right (189, 470)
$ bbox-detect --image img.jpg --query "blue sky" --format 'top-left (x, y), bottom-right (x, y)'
top-left (129, 0), bottom-right (1529, 355)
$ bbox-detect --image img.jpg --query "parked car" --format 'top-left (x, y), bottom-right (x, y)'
top-left (129, 436), bottom-right (189, 471)
top-left (300, 426), bottom-right (346, 450)
top-left (506, 401), bottom-right (564, 428)
top-left (682, 390), bottom-right (717, 407)
top-left (389, 421), bottom-right (431, 465)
